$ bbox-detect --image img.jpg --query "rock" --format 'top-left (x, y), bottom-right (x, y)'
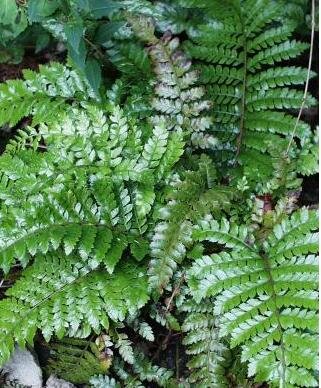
top-left (45, 375), bottom-right (75, 388)
top-left (1, 346), bottom-right (42, 388)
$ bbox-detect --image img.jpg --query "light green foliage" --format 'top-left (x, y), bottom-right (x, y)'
top-left (0, 63), bottom-right (97, 127)
top-left (188, 208), bottom-right (318, 387)
top-left (0, 101), bottom-right (185, 364)
top-left (46, 338), bottom-right (108, 384)
top-left (0, 104), bottom-right (183, 273)
top-left (182, 0), bottom-right (317, 191)
top-left (0, 255), bottom-right (148, 364)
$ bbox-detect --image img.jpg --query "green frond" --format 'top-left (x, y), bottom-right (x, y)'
top-left (46, 338), bottom-right (108, 384)
top-left (0, 254), bottom-right (148, 365)
top-left (130, 351), bottom-right (173, 386)
top-left (0, 62), bottom-right (96, 128)
top-left (188, 208), bottom-right (319, 387)
top-left (247, 41), bottom-right (309, 71)
top-left (185, 42), bottom-right (241, 66)
top-left (180, 298), bottom-right (230, 387)
top-left (0, 105), bottom-right (183, 273)
top-left (180, 0), bottom-right (316, 191)
top-left (149, 219), bottom-right (193, 292)
top-left (148, 156), bottom-right (236, 292)
top-left (112, 351), bottom-right (173, 387)
top-left (247, 25), bottom-right (295, 52)
top-left (116, 333), bottom-right (135, 364)
top-left (247, 67), bottom-right (313, 90)
top-left (106, 40), bottom-right (152, 79)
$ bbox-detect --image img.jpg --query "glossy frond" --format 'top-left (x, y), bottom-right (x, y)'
top-left (0, 255), bottom-right (148, 365)
top-left (181, 298), bottom-right (230, 387)
top-left (0, 62), bottom-right (96, 127)
top-left (0, 105), bottom-right (183, 273)
top-left (188, 208), bottom-right (318, 387)
top-left (183, 0), bottom-right (317, 191)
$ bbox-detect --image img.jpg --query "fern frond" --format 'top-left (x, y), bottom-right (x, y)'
top-left (0, 63), bottom-right (96, 127)
top-left (0, 105), bottom-right (183, 273)
top-left (140, 29), bottom-right (214, 149)
top-left (46, 338), bottom-right (109, 384)
top-left (148, 155), bottom-right (236, 292)
top-left (0, 253), bottom-right (148, 365)
top-left (181, 298), bottom-right (230, 387)
top-left (188, 208), bottom-right (318, 387)
top-left (182, 0), bottom-right (317, 191)
top-left (0, 102), bottom-right (185, 365)
top-left (113, 351), bottom-right (173, 387)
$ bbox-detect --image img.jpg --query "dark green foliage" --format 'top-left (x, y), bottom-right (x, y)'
top-left (182, 0), bottom-right (317, 191)
top-left (46, 338), bottom-right (108, 384)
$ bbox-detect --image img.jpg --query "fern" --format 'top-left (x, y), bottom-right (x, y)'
top-left (113, 351), bottom-right (173, 387)
top-left (0, 254), bottom-right (148, 364)
top-left (188, 208), bottom-right (318, 387)
top-left (90, 375), bottom-right (120, 388)
top-left (0, 101), bottom-right (185, 363)
top-left (148, 155), bottom-right (236, 292)
top-left (46, 338), bottom-right (109, 384)
top-left (180, 297), bottom-right (230, 387)
top-left (182, 0), bottom-right (317, 190)
top-left (128, 18), bottom-right (216, 149)
top-left (0, 2), bottom-right (317, 386)
top-left (0, 104), bottom-right (184, 273)
top-left (0, 62), bottom-right (97, 128)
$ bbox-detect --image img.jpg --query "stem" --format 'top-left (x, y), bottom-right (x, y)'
top-left (236, 35), bottom-right (248, 158)
top-left (165, 273), bottom-right (185, 313)
top-left (262, 254), bottom-right (286, 387)
top-left (285, 0), bottom-right (315, 155)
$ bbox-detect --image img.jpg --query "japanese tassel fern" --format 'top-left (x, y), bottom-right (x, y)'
top-left (182, 0), bottom-right (317, 190)
top-left (187, 208), bottom-right (318, 387)
top-left (0, 2), bottom-right (318, 387)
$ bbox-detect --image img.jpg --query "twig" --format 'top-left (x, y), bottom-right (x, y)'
top-left (165, 273), bottom-right (185, 313)
top-left (285, 0), bottom-right (315, 155)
